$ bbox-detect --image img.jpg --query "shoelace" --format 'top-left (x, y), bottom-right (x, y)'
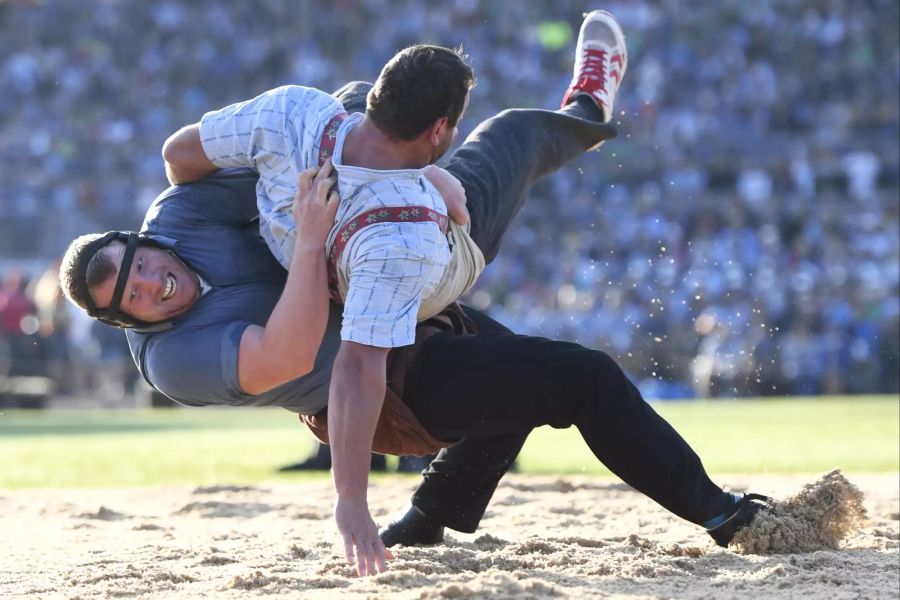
top-left (741, 492), bottom-right (774, 507)
top-left (576, 48), bottom-right (607, 93)
top-left (708, 492), bottom-right (774, 533)
top-left (732, 492), bottom-right (776, 519)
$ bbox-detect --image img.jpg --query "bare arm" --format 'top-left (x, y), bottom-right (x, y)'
top-left (329, 340), bottom-right (392, 576)
top-left (236, 162), bottom-right (339, 395)
top-left (424, 165), bottom-right (469, 225)
top-left (162, 124), bottom-right (219, 185)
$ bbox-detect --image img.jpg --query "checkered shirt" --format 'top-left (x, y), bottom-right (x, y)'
top-left (200, 88), bottom-right (455, 348)
top-left (199, 85), bottom-right (345, 269)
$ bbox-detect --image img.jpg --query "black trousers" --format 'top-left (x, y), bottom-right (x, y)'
top-left (410, 100), bottom-right (730, 533)
top-left (406, 309), bottom-right (731, 532)
top-left (333, 83), bottom-right (731, 533)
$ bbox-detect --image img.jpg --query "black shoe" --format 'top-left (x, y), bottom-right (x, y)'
top-left (707, 493), bottom-right (773, 547)
top-left (370, 453), bottom-right (387, 472)
top-left (278, 452), bottom-right (387, 473)
top-left (277, 455), bottom-right (331, 472)
top-left (396, 455), bottom-right (434, 473)
top-left (378, 505), bottom-right (445, 548)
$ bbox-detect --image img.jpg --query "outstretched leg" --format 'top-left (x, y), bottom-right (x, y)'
top-left (446, 9), bottom-right (627, 262)
top-left (446, 106), bottom-right (615, 263)
top-left (403, 330), bottom-right (735, 528)
top-left (332, 84), bottom-right (615, 264)
top-left (331, 8), bottom-right (626, 266)
top-left (378, 306), bottom-right (528, 545)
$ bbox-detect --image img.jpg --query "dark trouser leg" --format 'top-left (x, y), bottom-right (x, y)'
top-left (404, 330), bottom-right (733, 528)
top-left (281, 440), bottom-right (388, 472)
top-left (411, 430), bottom-right (528, 533)
top-left (331, 81), bottom-right (371, 115)
top-left (408, 306), bottom-right (528, 533)
top-left (446, 105), bottom-right (615, 262)
top-left (332, 80), bottom-right (615, 264)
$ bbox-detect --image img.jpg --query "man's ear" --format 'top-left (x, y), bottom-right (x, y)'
top-left (428, 117), bottom-right (450, 146)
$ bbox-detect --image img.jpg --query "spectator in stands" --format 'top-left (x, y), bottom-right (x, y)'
top-left (0, 0), bottom-right (897, 398)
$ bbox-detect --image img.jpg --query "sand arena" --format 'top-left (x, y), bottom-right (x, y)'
top-left (2, 470), bottom-right (897, 599)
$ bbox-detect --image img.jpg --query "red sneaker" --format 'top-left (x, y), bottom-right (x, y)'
top-left (561, 10), bottom-right (628, 124)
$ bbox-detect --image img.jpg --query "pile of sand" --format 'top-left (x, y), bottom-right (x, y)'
top-left (733, 469), bottom-right (869, 554)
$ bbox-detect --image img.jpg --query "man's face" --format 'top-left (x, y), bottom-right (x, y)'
top-left (91, 241), bottom-right (200, 324)
top-left (432, 91), bottom-right (470, 162)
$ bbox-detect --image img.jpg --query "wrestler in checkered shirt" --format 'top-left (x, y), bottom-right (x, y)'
top-left (159, 33), bottom-right (626, 576)
top-left (186, 51), bottom-right (484, 350)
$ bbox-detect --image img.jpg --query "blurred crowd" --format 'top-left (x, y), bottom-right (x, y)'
top-left (0, 264), bottom-right (138, 404)
top-left (0, 0), bottom-right (897, 402)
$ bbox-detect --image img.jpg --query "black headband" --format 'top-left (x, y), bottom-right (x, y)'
top-left (77, 231), bottom-right (176, 332)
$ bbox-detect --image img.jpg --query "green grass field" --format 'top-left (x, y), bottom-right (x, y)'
top-left (1, 396), bottom-right (897, 488)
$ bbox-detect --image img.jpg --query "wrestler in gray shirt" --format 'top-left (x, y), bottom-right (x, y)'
top-left (126, 168), bottom-right (341, 414)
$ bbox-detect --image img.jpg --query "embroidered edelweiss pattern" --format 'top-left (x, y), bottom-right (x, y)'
top-left (317, 112), bottom-right (347, 166)
top-left (326, 206), bottom-right (450, 302)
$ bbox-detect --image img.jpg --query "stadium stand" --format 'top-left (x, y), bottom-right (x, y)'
top-left (0, 0), bottom-right (896, 401)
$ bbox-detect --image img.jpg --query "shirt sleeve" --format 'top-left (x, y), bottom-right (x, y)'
top-left (198, 85), bottom-right (341, 173)
top-left (340, 223), bottom-right (446, 348)
top-left (143, 168), bottom-right (261, 231)
top-left (138, 321), bottom-right (254, 406)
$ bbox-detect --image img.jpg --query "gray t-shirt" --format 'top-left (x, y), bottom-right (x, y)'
top-left (125, 169), bottom-right (341, 414)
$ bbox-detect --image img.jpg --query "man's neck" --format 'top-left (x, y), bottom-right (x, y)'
top-left (341, 118), bottom-right (430, 170)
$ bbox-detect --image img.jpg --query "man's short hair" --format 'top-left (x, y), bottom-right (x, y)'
top-left (367, 44), bottom-right (476, 141)
top-left (59, 234), bottom-right (117, 310)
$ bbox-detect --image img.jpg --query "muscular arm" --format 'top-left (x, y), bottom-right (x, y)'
top-left (166, 86), bottom-right (341, 191)
top-left (162, 124), bottom-right (219, 185)
top-left (329, 341), bottom-right (391, 576)
top-left (424, 165), bottom-right (469, 225)
top-left (236, 243), bottom-right (329, 394)
top-left (329, 342), bottom-right (388, 497)
top-left (236, 164), bottom-right (339, 395)
top-left (325, 224), bottom-right (437, 576)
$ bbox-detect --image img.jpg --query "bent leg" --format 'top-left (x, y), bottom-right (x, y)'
top-left (404, 331), bottom-right (734, 526)
top-left (411, 431), bottom-right (528, 533)
top-left (404, 305), bottom-right (527, 533)
top-left (447, 105), bottom-right (616, 262)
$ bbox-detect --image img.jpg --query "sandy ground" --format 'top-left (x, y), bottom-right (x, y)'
top-left (1, 472), bottom-right (897, 600)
